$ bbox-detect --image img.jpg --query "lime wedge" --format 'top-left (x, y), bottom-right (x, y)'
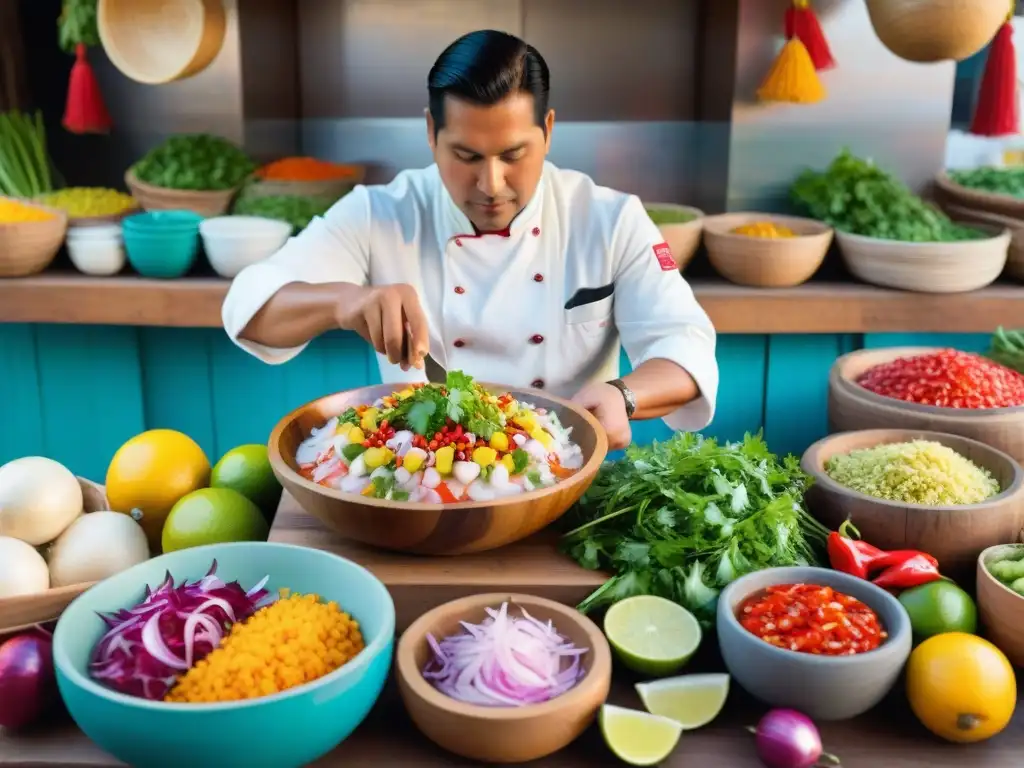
top-left (603, 595), bottom-right (703, 676)
top-left (635, 673), bottom-right (730, 730)
top-left (600, 704), bottom-right (683, 766)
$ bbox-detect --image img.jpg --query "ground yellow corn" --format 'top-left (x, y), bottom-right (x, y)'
top-left (732, 221), bottom-right (797, 239)
top-left (0, 198), bottom-right (55, 223)
top-left (164, 592), bottom-right (365, 704)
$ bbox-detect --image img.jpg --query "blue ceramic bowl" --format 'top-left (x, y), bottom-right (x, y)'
top-left (53, 542), bottom-right (395, 768)
top-left (123, 225), bottom-right (200, 278)
top-left (122, 210), bottom-right (204, 232)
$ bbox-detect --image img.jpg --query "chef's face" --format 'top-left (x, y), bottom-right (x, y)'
top-left (428, 93), bottom-right (554, 231)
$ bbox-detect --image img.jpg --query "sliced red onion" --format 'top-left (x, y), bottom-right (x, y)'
top-left (423, 602), bottom-right (588, 707)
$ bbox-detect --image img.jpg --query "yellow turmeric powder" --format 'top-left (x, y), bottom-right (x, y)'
top-left (732, 221), bottom-right (797, 239)
top-left (164, 592), bottom-right (365, 703)
top-left (0, 198), bottom-right (55, 224)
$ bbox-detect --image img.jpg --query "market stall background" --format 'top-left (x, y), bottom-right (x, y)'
top-left (1, 0), bottom-right (1014, 480)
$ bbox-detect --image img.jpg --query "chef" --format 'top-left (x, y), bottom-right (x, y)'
top-left (222, 29), bottom-right (718, 450)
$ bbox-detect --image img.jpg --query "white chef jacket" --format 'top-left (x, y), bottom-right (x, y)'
top-left (222, 162), bottom-right (718, 432)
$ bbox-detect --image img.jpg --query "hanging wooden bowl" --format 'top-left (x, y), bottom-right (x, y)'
top-left (702, 213), bottom-right (832, 288)
top-left (828, 347), bottom-right (1024, 468)
top-left (0, 477), bottom-right (111, 635)
top-left (940, 203), bottom-right (1024, 281)
top-left (98, 0), bottom-right (227, 85)
top-left (644, 203), bottom-right (705, 272)
top-left (802, 429), bottom-right (1024, 581)
top-left (865, 0), bottom-right (1007, 62)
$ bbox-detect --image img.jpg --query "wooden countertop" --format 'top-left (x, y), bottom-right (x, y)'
top-left (3, 271), bottom-right (1023, 333)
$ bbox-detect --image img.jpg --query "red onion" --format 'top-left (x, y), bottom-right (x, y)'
top-left (423, 602), bottom-right (588, 707)
top-left (748, 709), bottom-right (840, 768)
top-left (0, 631), bottom-right (56, 730)
top-left (88, 560), bottom-right (271, 700)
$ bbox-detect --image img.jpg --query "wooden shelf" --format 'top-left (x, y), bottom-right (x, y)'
top-left (1, 272), bottom-right (1023, 333)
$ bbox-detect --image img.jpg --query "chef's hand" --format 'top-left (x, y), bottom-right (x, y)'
top-left (335, 284), bottom-right (430, 370)
top-left (572, 382), bottom-right (632, 451)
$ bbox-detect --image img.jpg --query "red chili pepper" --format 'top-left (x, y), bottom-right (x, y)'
top-left (871, 554), bottom-right (942, 590)
top-left (870, 549), bottom-right (939, 572)
top-left (827, 520), bottom-right (885, 578)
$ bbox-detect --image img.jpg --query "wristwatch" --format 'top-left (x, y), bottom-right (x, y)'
top-left (606, 378), bottom-right (637, 419)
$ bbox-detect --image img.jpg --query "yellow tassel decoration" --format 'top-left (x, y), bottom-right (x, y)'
top-left (757, 38), bottom-right (826, 104)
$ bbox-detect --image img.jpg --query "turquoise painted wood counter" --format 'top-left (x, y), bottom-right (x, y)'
top-left (0, 325), bottom-right (991, 481)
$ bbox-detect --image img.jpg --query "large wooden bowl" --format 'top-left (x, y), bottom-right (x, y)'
top-left (828, 347), bottom-right (1024, 467)
top-left (940, 203), bottom-right (1024, 281)
top-left (801, 429), bottom-right (1024, 580)
top-left (267, 383), bottom-right (608, 556)
top-left (934, 171), bottom-right (1024, 221)
top-left (703, 212), bottom-right (832, 288)
top-left (977, 544), bottom-right (1024, 667)
top-left (125, 169), bottom-right (239, 218)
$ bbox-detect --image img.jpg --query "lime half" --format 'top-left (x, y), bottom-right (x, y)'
top-left (635, 673), bottom-right (730, 730)
top-left (603, 595), bottom-right (703, 676)
top-left (600, 704), bottom-right (683, 766)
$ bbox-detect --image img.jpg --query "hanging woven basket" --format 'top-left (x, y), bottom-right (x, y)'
top-left (865, 0), bottom-right (1007, 63)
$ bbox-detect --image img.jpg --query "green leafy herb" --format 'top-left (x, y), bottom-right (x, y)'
top-left (337, 407), bottom-right (359, 427)
top-left (58, 0), bottom-right (100, 53)
top-left (646, 207), bottom-right (697, 226)
top-left (987, 326), bottom-right (1024, 374)
top-left (368, 474), bottom-right (409, 501)
top-left (133, 134), bottom-right (256, 191)
top-left (232, 193), bottom-right (334, 233)
top-left (560, 432), bottom-right (830, 628)
top-left (341, 443), bottom-right (366, 462)
top-left (511, 449), bottom-right (530, 474)
top-left (380, 371), bottom-right (505, 438)
top-left (791, 149), bottom-right (984, 242)
top-left (949, 166), bottom-right (1024, 199)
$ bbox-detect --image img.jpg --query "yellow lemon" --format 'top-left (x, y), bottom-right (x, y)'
top-left (106, 429), bottom-right (210, 549)
top-left (905, 632), bottom-right (1017, 743)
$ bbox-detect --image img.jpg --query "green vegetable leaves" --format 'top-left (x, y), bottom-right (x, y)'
top-left (379, 371), bottom-right (506, 438)
top-left (132, 134), bottom-right (256, 191)
top-left (561, 432), bottom-right (830, 627)
top-left (950, 167), bottom-right (1024, 199)
top-left (232, 193), bottom-right (333, 232)
top-left (58, 0), bottom-right (100, 53)
top-left (0, 111), bottom-right (55, 198)
top-left (987, 327), bottom-right (1024, 374)
top-left (791, 149), bottom-right (984, 243)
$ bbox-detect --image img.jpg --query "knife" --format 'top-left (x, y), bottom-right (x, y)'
top-left (403, 320), bottom-right (446, 382)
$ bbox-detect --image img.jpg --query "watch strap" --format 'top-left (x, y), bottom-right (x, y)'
top-left (607, 378), bottom-right (637, 419)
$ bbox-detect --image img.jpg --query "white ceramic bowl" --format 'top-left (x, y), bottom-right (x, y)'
top-left (66, 225), bottom-right (125, 276)
top-left (199, 215), bottom-right (292, 278)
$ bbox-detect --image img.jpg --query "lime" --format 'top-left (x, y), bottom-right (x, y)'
top-left (603, 595), bottom-right (702, 676)
top-left (898, 580), bottom-right (977, 640)
top-left (161, 487), bottom-right (269, 553)
top-left (211, 444), bottom-right (282, 519)
top-left (635, 673), bottom-right (730, 730)
top-left (600, 704), bottom-right (682, 766)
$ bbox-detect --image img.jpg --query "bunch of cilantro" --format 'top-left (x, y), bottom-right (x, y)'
top-left (382, 371), bottom-right (505, 439)
top-left (560, 432), bottom-right (830, 627)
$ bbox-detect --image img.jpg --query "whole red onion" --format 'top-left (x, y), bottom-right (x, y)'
top-left (749, 709), bottom-right (840, 768)
top-left (0, 632), bottom-right (56, 730)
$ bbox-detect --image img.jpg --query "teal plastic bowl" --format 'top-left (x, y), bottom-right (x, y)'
top-left (53, 542), bottom-right (395, 768)
top-left (123, 210), bottom-right (204, 232)
top-left (123, 226), bottom-right (200, 278)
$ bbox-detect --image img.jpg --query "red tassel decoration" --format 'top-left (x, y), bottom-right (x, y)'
top-left (784, 0), bottom-right (835, 71)
top-left (970, 12), bottom-right (1020, 137)
top-left (63, 43), bottom-right (112, 135)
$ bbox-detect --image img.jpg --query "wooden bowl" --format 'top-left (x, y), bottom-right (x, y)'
top-left (98, 0), bottom-right (227, 85)
top-left (834, 226), bottom-right (1009, 293)
top-left (0, 198), bottom-right (68, 277)
top-left (801, 429), bottom-right (1024, 580)
top-left (977, 543), bottom-right (1024, 667)
top-left (940, 203), bottom-right (1024, 281)
top-left (934, 171), bottom-right (1024, 221)
top-left (0, 477), bottom-right (110, 635)
top-left (702, 213), bottom-right (832, 288)
top-left (865, 0), bottom-right (1007, 63)
top-left (267, 383), bottom-right (608, 555)
top-left (125, 169), bottom-right (238, 218)
top-left (396, 593), bottom-right (612, 763)
top-left (644, 203), bottom-right (705, 271)
top-left (245, 173), bottom-right (365, 203)
top-left (828, 346), bottom-right (1024, 467)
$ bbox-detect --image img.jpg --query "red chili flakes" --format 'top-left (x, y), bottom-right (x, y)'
top-left (737, 583), bottom-right (887, 656)
top-left (856, 348), bottom-right (1024, 410)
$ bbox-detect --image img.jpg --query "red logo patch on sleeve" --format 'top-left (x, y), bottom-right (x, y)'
top-left (653, 242), bottom-right (677, 271)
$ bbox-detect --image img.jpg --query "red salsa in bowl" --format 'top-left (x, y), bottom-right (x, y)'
top-left (737, 583), bottom-right (887, 656)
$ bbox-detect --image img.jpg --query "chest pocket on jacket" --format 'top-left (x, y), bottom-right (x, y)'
top-left (564, 294), bottom-right (613, 327)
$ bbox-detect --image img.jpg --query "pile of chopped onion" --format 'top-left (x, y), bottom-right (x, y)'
top-left (89, 561), bottom-right (271, 701)
top-left (423, 602), bottom-right (588, 707)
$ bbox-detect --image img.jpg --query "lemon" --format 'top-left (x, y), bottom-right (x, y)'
top-left (106, 429), bottom-right (210, 549)
top-left (603, 595), bottom-right (702, 676)
top-left (210, 444), bottom-right (282, 519)
top-left (600, 704), bottom-right (682, 766)
top-left (162, 487), bottom-right (269, 553)
top-left (635, 673), bottom-right (730, 730)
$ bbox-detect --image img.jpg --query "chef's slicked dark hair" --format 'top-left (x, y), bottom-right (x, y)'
top-left (428, 30), bottom-right (550, 137)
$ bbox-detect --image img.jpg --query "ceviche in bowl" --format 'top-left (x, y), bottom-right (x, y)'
top-left (267, 372), bottom-right (607, 555)
top-left (295, 371), bottom-right (585, 504)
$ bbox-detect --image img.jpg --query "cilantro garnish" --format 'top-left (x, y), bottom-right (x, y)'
top-left (378, 371), bottom-right (505, 438)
